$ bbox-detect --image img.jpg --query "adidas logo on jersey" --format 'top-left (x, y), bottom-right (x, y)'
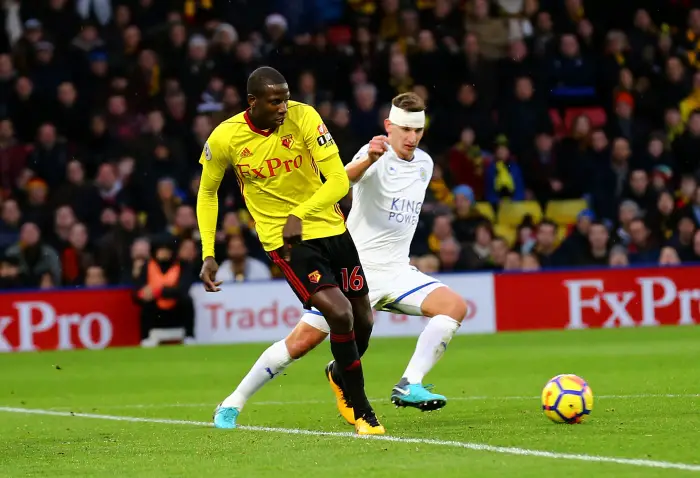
top-left (240, 148), bottom-right (252, 158)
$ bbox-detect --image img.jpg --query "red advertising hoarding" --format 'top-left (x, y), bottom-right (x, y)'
top-left (0, 288), bottom-right (141, 352)
top-left (495, 266), bottom-right (700, 331)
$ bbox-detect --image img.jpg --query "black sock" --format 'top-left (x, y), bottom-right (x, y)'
top-left (329, 331), bottom-right (371, 418)
top-left (331, 360), bottom-right (345, 391)
top-left (354, 321), bottom-right (373, 357)
top-left (331, 323), bottom-right (372, 389)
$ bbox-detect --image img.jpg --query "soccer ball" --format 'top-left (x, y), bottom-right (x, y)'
top-left (541, 374), bottom-right (593, 424)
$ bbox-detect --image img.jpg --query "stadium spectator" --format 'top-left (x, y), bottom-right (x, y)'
top-left (670, 215), bottom-right (696, 261)
top-left (521, 252), bottom-right (540, 271)
top-left (0, 251), bottom-right (27, 289)
top-left (216, 234), bottom-right (271, 282)
top-left (84, 264), bottom-right (107, 287)
top-left (5, 221), bottom-right (61, 286)
top-left (49, 204), bottom-right (76, 251)
top-left (438, 236), bottom-right (467, 272)
top-left (98, 206), bottom-right (141, 283)
top-left (578, 220), bottom-right (611, 266)
top-left (485, 135), bottom-right (525, 205)
top-left (520, 131), bottom-right (563, 204)
top-left (415, 253), bottom-right (440, 274)
top-left (556, 209), bottom-right (594, 264)
top-left (134, 234), bottom-right (194, 345)
top-left (609, 245), bottom-right (630, 267)
top-left (528, 219), bottom-right (561, 267)
top-left (452, 184), bottom-right (486, 243)
top-left (627, 217), bottom-right (661, 264)
top-left (498, 76), bottom-right (551, 157)
top-left (447, 128), bottom-right (487, 200)
top-left (503, 250), bottom-right (522, 271)
top-left (659, 246), bottom-right (681, 265)
top-left (60, 221), bottom-right (95, 286)
top-left (463, 220), bottom-right (493, 270)
top-left (690, 229), bottom-right (700, 262)
top-left (0, 118), bottom-right (28, 196)
top-left (489, 236), bottom-right (509, 270)
top-left (0, 198), bottom-right (21, 249)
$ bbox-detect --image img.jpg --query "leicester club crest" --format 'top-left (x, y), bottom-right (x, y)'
top-left (419, 167), bottom-right (428, 182)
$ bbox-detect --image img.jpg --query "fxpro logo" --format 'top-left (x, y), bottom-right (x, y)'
top-left (236, 155), bottom-right (303, 179)
top-left (0, 301), bottom-right (113, 352)
top-left (564, 276), bottom-right (700, 328)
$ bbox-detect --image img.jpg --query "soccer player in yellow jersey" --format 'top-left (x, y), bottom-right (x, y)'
top-left (197, 67), bottom-right (384, 435)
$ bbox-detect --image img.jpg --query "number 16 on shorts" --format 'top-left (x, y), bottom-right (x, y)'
top-left (340, 266), bottom-right (365, 293)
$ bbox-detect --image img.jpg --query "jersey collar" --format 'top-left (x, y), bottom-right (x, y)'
top-left (244, 109), bottom-right (276, 137)
top-left (388, 144), bottom-right (415, 162)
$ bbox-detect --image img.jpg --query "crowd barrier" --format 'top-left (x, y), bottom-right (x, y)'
top-left (1, 265), bottom-right (698, 352)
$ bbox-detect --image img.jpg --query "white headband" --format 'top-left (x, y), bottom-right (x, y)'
top-left (388, 105), bottom-right (425, 128)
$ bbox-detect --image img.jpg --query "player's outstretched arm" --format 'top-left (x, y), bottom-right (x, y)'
top-left (196, 136), bottom-right (226, 292)
top-left (346, 135), bottom-right (388, 183)
top-left (290, 153), bottom-right (350, 220)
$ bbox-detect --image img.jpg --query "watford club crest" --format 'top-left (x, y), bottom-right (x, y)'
top-left (280, 134), bottom-right (294, 150)
top-left (308, 270), bottom-right (321, 284)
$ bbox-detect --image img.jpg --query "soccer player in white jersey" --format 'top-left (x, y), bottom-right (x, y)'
top-left (218, 92), bottom-right (467, 426)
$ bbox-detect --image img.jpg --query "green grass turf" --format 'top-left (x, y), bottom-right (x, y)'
top-left (1, 326), bottom-right (700, 477)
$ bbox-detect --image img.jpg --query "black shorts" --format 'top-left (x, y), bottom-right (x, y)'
top-left (268, 230), bottom-right (369, 308)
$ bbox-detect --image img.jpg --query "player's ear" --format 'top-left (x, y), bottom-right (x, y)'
top-left (247, 94), bottom-right (256, 109)
top-left (383, 119), bottom-right (392, 134)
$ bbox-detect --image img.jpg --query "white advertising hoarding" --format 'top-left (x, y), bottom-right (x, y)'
top-left (192, 273), bottom-right (496, 344)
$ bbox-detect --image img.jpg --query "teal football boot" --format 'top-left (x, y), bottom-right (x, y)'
top-left (390, 378), bottom-right (447, 411)
top-left (213, 404), bottom-right (240, 429)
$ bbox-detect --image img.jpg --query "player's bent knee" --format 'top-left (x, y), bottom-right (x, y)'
top-left (324, 304), bottom-right (354, 333)
top-left (422, 287), bottom-right (469, 323)
top-left (285, 322), bottom-right (328, 359)
top-left (448, 298), bottom-right (469, 323)
top-left (311, 287), bottom-right (354, 332)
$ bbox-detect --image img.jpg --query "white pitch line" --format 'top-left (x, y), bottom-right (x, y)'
top-left (41, 393), bottom-right (700, 411)
top-left (1, 406), bottom-right (699, 472)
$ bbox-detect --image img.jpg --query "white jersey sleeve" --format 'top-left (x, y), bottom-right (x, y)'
top-left (348, 143), bottom-right (379, 185)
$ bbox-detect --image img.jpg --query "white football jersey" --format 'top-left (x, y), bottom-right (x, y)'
top-left (346, 143), bottom-right (433, 272)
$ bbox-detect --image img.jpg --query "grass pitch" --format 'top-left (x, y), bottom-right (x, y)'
top-left (1, 326), bottom-right (700, 477)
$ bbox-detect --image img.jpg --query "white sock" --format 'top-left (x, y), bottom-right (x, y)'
top-left (220, 340), bottom-right (293, 410)
top-left (402, 315), bottom-right (461, 384)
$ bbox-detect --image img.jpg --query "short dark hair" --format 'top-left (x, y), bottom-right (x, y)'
top-left (392, 92), bottom-right (426, 112)
top-left (247, 66), bottom-right (287, 97)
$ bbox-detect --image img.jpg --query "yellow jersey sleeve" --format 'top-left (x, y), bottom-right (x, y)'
top-left (299, 104), bottom-right (340, 162)
top-left (196, 127), bottom-right (229, 260)
top-left (289, 106), bottom-right (349, 220)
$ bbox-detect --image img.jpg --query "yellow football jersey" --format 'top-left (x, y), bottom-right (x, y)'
top-left (198, 101), bottom-right (347, 254)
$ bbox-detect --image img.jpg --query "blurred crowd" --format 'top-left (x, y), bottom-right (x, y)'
top-left (1, 0), bottom-right (700, 292)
